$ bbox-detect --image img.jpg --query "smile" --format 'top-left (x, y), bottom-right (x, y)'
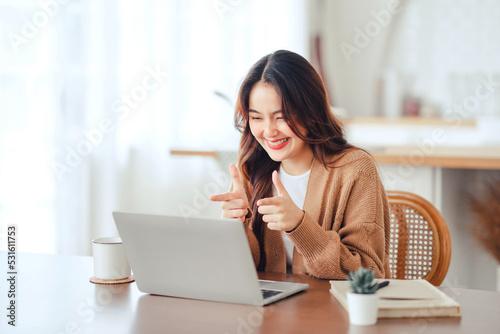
top-left (266, 138), bottom-right (290, 150)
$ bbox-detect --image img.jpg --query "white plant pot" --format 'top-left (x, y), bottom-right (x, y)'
top-left (346, 292), bottom-right (379, 326)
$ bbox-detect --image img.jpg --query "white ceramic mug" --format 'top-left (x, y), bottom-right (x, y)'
top-left (92, 237), bottom-right (131, 280)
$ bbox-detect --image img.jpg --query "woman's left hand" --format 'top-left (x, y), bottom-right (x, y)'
top-left (257, 170), bottom-right (305, 232)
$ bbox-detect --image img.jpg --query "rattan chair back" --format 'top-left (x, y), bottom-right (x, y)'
top-left (387, 191), bottom-right (452, 286)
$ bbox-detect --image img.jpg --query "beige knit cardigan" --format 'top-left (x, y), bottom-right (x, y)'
top-left (242, 149), bottom-right (391, 279)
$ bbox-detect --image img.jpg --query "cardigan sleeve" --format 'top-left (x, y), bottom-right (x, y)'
top-left (286, 169), bottom-right (389, 279)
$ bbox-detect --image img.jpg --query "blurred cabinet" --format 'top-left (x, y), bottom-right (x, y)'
top-left (377, 164), bottom-right (442, 210)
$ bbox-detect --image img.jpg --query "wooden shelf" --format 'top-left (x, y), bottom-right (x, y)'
top-left (369, 146), bottom-right (500, 170)
top-left (170, 149), bottom-right (218, 157)
top-left (342, 117), bottom-right (476, 127)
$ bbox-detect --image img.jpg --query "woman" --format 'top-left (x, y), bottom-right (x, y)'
top-left (210, 50), bottom-right (390, 279)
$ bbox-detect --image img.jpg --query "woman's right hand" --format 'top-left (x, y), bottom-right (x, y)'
top-left (209, 164), bottom-right (249, 223)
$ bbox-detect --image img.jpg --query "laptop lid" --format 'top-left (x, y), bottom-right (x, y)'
top-left (113, 212), bottom-right (307, 305)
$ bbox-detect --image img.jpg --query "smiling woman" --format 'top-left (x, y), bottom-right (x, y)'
top-left (211, 50), bottom-right (391, 279)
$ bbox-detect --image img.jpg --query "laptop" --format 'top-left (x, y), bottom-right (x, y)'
top-left (112, 212), bottom-right (309, 306)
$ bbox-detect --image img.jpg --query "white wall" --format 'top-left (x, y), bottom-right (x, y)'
top-left (315, 0), bottom-right (500, 118)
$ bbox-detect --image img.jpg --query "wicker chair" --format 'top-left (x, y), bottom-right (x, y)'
top-left (386, 191), bottom-right (452, 286)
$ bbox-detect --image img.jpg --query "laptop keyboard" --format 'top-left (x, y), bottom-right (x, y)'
top-left (261, 289), bottom-right (283, 299)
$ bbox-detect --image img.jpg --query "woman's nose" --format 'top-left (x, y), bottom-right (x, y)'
top-left (263, 120), bottom-right (279, 137)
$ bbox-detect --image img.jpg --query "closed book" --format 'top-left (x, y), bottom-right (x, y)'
top-left (329, 279), bottom-right (461, 318)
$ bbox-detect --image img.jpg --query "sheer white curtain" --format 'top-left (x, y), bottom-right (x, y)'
top-left (42, 0), bottom-right (120, 255)
top-left (0, 0), bottom-right (307, 255)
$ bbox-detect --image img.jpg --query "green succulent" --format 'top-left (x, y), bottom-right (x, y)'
top-left (346, 267), bottom-right (379, 294)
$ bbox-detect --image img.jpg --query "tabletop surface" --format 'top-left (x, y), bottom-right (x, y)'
top-left (2, 252), bottom-right (500, 334)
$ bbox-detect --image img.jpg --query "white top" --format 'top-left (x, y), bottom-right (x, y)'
top-left (273, 165), bottom-right (311, 271)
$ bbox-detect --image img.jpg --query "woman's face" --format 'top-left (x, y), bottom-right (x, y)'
top-left (248, 81), bottom-right (313, 175)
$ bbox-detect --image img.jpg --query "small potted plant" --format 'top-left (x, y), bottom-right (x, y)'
top-left (346, 267), bottom-right (380, 326)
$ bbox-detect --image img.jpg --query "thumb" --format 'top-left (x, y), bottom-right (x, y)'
top-left (272, 170), bottom-right (288, 197)
top-left (229, 163), bottom-right (244, 195)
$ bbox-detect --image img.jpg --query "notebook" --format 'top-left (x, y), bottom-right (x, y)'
top-left (329, 279), bottom-right (461, 318)
top-left (112, 212), bottom-right (308, 306)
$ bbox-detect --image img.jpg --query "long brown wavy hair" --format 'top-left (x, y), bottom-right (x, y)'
top-left (234, 50), bottom-right (354, 271)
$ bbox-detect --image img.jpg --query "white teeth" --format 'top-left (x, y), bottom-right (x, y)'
top-left (268, 138), bottom-right (289, 146)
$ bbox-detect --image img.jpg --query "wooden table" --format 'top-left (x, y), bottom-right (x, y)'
top-left (2, 252), bottom-right (500, 333)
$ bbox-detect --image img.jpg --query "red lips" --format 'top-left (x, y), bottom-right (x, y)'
top-left (266, 138), bottom-right (290, 150)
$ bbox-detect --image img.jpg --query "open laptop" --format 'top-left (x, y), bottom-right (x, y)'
top-left (112, 212), bottom-right (309, 306)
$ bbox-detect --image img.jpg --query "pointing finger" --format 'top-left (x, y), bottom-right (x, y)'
top-left (257, 197), bottom-right (281, 207)
top-left (210, 192), bottom-right (238, 202)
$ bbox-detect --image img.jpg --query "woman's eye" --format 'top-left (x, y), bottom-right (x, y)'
top-left (250, 117), bottom-right (262, 120)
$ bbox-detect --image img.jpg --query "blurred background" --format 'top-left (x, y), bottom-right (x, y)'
top-left (1, 0), bottom-right (499, 290)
